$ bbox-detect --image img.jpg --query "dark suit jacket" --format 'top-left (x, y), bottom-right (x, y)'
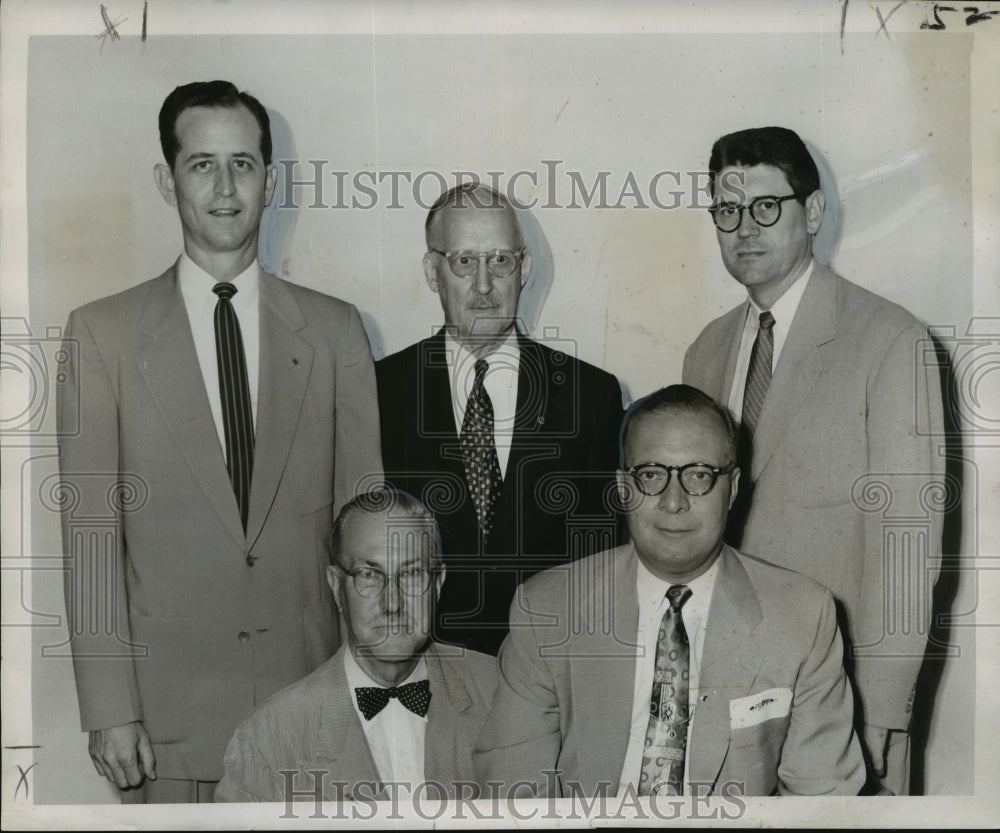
top-left (376, 330), bottom-right (624, 655)
top-left (474, 545), bottom-right (865, 797)
top-left (57, 262), bottom-right (383, 780)
top-left (683, 264), bottom-right (945, 733)
top-left (214, 642), bottom-right (498, 801)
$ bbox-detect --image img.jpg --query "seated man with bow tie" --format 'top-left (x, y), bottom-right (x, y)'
top-left (215, 489), bottom-right (497, 802)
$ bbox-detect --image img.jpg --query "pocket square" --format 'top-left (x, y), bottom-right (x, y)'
top-left (729, 687), bottom-right (793, 729)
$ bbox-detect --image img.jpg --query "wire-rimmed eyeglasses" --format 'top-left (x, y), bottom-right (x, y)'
top-left (341, 565), bottom-right (435, 598)
top-left (428, 247), bottom-right (525, 278)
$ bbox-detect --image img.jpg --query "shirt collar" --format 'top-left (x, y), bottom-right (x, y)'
top-left (343, 644), bottom-right (428, 691)
top-left (178, 252), bottom-right (259, 310)
top-left (634, 550), bottom-right (722, 610)
top-left (444, 329), bottom-right (520, 373)
top-left (747, 259), bottom-right (813, 323)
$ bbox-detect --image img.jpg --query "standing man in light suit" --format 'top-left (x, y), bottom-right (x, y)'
top-left (683, 125), bottom-right (945, 794)
top-left (57, 80), bottom-right (382, 802)
top-left (474, 385), bottom-right (864, 797)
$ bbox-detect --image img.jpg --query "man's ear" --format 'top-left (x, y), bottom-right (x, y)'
top-left (432, 562), bottom-right (446, 602)
top-left (728, 467), bottom-right (741, 510)
top-left (264, 163), bottom-right (278, 206)
top-left (616, 469), bottom-right (639, 513)
top-left (154, 164), bottom-right (177, 207)
top-left (326, 564), bottom-right (341, 598)
top-left (518, 249), bottom-right (532, 288)
top-left (423, 252), bottom-right (440, 293)
top-left (805, 189), bottom-right (825, 235)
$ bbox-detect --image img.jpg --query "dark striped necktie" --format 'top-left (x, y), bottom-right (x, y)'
top-left (741, 310), bottom-right (775, 437)
top-left (213, 282), bottom-right (254, 532)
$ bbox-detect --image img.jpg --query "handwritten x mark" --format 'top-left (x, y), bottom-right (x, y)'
top-left (15, 763), bottom-right (37, 800)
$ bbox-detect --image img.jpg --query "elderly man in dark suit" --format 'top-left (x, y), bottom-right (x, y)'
top-left (58, 80), bottom-right (382, 802)
top-left (376, 184), bottom-right (624, 656)
top-left (683, 125), bottom-right (945, 794)
top-left (215, 490), bottom-right (498, 802)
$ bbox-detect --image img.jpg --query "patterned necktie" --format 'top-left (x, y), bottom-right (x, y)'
top-left (741, 310), bottom-right (775, 436)
top-left (355, 679), bottom-right (432, 720)
top-left (639, 584), bottom-right (693, 797)
top-left (213, 282), bottom-right (255, 532)
top-left (460, 359), bottom-right (503, 537)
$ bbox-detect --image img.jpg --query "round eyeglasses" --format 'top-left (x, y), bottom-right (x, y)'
top-left (342, 566), bottom-right (435, 598)
top-left (429, 248), bottom-right (525, 278)
top-left (708, 194), bottom-right (809, 233)
top-left (626, 462), bottom-right (735, 497)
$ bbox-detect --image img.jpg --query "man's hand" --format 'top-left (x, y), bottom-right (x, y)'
top-left (88, 721), bottom-right (156, 790)
top-left (863, 723), bottom-right (889, 779)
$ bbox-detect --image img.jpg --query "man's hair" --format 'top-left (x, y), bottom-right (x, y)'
top-left (708, 126), bottom-right (820, 201)
top-left (331, 488), bottom-right (442, 567)
top-left (424, 182), bottom-right (521, 249)
top-left (158, 80), bottom-right (272, 170)
top-left (619, 384), bottom-right (738, 467)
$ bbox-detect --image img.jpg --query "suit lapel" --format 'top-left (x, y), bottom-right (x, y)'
top-left (424, 643), bottom-right (475, 793)
top-left (135, 264), bottom-right (245, 548)
top-left (316, 648), bottom-right (383, 797)
top-left (750, 265), bottom-right (837, 481)
top-left (246, 272), bottom-right (313, 546)
top-left (688, 547), bottom-right (764, 790)
top-left (572, 545), bottom-right (640, 791)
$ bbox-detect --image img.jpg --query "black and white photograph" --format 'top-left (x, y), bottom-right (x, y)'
top-left (1, 0), bottom-right (997, 827)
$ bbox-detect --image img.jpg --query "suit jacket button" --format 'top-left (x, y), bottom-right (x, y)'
top-left (246, 554), bottom-right (256, 567)
top-left (238, 631), bottom-right (250, 643)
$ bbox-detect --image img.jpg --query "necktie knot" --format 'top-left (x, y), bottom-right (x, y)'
top-left (474, 358), bottom-right (489, 384)
top-left (666, 584), bottom-right (692, 611)
top-left (213, 282), bottom-right (237, 302)
top-left (355, 679), bottom-right (432, 720)
top-left (758, 310), bottom-right (775, 330)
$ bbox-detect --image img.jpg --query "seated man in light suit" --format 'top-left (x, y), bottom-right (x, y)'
top-left (216, 489), bottom-right (498, 802)
top-left (474, 385), bottom-right (865, 797)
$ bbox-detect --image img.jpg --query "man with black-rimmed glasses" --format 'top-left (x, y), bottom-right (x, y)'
top-left (475, 385), bottom-right (865, 798)
top-left (683, 125), bottom-right (945, 794)
top-left (216, 489), bottom-right (497, 802)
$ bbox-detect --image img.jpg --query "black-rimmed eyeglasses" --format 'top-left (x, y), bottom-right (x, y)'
top-left (708, 194), bottom-right (809, 233)
top-left (626, 462), bottom-right (735, 497)
top-left (428, 248), bottom-right (525, 278)
top-left (340, 566), bottom-right (435, 598)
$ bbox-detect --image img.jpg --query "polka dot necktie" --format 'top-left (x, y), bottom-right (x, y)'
top-left (459, 359), bottom-right (503, 537)
top-left (354, 679), bottom-right (431, 720)
top-left (638, 584), bottom-right (693, 797)
top-left (213, 282), bottom-right (254, 533)
top-left (741, 310), bottom-right (775, 437)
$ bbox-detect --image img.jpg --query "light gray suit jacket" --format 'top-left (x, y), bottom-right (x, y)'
top-left (57, 262), bottom-right (383, 780)
top-left (683, 264), bottom-right (945, 733)
top-left (474, 544), bottom-right (865, 797)
top-left (215, 642), bottom-right (499, 801)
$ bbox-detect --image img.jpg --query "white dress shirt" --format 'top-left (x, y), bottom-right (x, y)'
top-left (344, 649), bottom-right (428, 787)
top-left (178, 254), bottom-right (260, 459)
top-left (727, 262), bottom-right (813, 420)
top-left (618, 554), bottom-right (720, 795)
top-left (444, 330), bottom-right (520, 477)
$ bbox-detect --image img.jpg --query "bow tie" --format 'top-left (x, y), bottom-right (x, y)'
top-left (355, 679), bottom-right (431, 720)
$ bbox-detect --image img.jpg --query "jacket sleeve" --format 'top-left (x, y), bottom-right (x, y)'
top-left (473, 584), bottom-right (563, 797)
top-left (853, 320), bottom-right (945, 732)
top-left (58, 308), bottom-right (144, 731)
top-left (332, 304), bottom-right (384, 514)
top-left (778, 590), bottom-right (866, 795)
